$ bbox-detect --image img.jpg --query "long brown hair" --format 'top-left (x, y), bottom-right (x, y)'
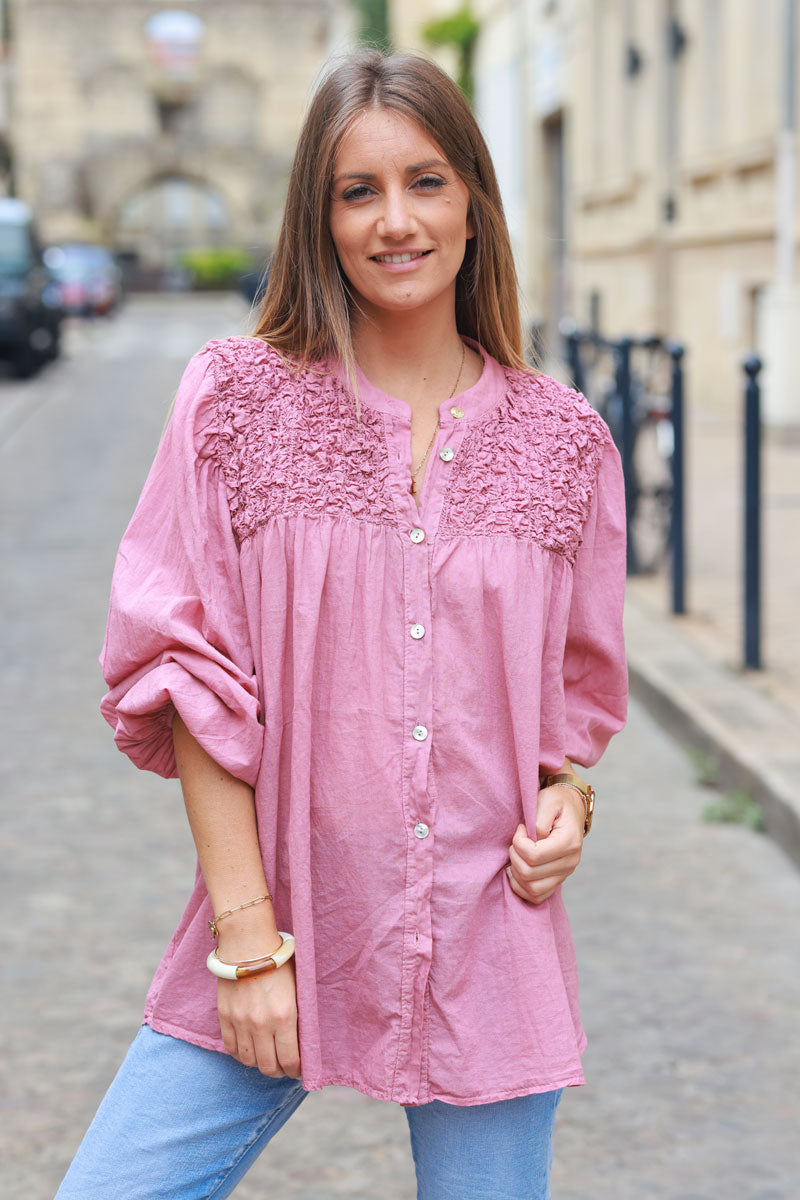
top-left (252, 50), bottom-right (533, 385)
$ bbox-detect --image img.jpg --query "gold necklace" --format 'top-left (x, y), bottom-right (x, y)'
top-left (409, 341), bottom-right (466, 496)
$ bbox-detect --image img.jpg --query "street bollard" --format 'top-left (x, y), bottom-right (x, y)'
top-left (668, 342), bottom-right (686, 614)
top-left (742, 355), bottom-right (763, 670)
top-left (563, 324), bottom-right (586, 395)
top-left (614, 337), bottom-right (636, 573)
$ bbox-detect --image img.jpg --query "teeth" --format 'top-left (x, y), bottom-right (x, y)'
top-left (375, 252), bottom-right (427, 263)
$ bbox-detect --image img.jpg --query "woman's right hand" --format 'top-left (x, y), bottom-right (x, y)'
top-left (217, 958), bottom-right (300, 1078)
top-left (171, 717), bottom-right (300, 1076)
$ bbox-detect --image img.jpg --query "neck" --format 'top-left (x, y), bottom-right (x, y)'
top-left (351, 299), bottom-right (465, 404)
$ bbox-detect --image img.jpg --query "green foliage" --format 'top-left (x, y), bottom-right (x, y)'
top-left (179, 246), bottom-right (252, 289)
top-left (423, 7), bottom-right (479, 48)
top-left (685, 744), bottom-right (765, 831)
top-left (351, 0), bottom-right (390, 51)
top-left (1, 0), bottom-right (11, 46)
top-left (685, 745), bottom-right (721, 788)
top-left (422, 6), bottom-right (480, 102)
top-left (701, 789), bottom-right (766, 831)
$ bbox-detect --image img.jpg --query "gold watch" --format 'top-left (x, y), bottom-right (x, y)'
top-left (539, 772), bottom-right (595, 836)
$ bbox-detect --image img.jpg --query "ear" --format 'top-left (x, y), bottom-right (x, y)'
top-left (466, 204), bottom-right (476, 240)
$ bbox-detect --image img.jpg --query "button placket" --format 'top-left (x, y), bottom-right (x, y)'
top-left (394, 506), bottom-right (437, 1101)
top-left (391, 410), bottom-right (471, 1101)
top-left (404, 419), bottom-right (463, 534)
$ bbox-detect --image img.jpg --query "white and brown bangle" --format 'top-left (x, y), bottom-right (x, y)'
top-left (206, 932), bottom-right (295, 980)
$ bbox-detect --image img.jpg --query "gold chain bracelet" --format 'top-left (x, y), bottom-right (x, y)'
top-left (208, 892), bottom-right (272, 941)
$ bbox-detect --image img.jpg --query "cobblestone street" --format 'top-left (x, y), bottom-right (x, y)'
top-left (2, 296), bottom-right (798, 1199)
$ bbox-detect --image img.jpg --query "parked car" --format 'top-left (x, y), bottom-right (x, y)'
top-left (238, 259), bottom-right (271, 306)
top-left (0, 198), bottom-right (64, 377)
top-left (44, 242), bottom-right (123, 316)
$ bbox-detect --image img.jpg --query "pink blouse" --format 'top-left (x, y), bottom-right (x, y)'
top-left (99, 336), bottom-right (627, 1106)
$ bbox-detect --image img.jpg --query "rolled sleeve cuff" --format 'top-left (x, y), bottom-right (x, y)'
top-left (100, 653), bottom-right (263, 786)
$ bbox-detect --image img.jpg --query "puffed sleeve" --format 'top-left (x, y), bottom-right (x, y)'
top-left (562, 437), bottom-right (629, 767)
top-left (98, 345), bottom-right (263, 785)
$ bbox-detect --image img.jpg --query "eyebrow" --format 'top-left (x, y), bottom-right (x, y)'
top-left (332, 159), bottom-right (451, 186)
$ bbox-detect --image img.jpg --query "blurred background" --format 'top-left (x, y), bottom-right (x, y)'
top-left (0, 0), bottom-right (795, 418)
top-left (2, 4), bottom-right (800, 1199)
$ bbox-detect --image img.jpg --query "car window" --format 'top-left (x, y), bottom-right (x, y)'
top-left (46, 244), bottom-right (117, 281)
top-left (0, 225), bottom-right (34, 274)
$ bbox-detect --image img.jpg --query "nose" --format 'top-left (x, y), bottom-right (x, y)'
top-left (376, 186), bottom-right (418, 240)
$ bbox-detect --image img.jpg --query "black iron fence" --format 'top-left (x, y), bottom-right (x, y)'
top-left (555, 324), bottom-right (768, 670)
top-left (558, 324), bottom-right (686, 613)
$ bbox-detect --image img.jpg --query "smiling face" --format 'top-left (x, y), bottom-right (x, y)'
top-left (328, 106), bottom-right (474, 324)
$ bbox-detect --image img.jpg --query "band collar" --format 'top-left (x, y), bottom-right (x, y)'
top-left (335, 338), bottom-right (506, 425)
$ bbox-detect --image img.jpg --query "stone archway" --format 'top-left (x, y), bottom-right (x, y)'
top-left (113, 174), bottom-right (230, 271)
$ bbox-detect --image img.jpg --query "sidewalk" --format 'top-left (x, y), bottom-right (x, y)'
top-left (623, 404), bottom-right (800, 868)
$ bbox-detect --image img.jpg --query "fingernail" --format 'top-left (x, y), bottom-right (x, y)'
top-left (506, 865), bottom-right (513, 879)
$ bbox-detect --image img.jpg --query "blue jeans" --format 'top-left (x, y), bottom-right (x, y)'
top-left (55, 1025), bottom-right (564, 1199)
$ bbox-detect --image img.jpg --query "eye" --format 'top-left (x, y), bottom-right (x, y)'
top-left (414, 175), bottom-right (446, 191)
top-left (340, 183), bottom-right (374, 202)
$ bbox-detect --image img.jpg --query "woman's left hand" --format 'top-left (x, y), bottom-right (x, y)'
top-left (506, 786), bottom-right (586, 905)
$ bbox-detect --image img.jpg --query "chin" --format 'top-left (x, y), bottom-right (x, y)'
top-left (364, 283), bottom-right (457, 317)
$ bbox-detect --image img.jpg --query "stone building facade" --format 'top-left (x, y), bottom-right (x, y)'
top-left (390, 0), bottom-right (800, 417)
top-left (7, 0), bottom-right (353, 267)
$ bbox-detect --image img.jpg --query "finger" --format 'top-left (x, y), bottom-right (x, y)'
top-left (508, 843), bottom-right (537, 880)
top-left (512, 823), bottom-right (567, 861)
top-left (236, 1039), bottom-right (256, 1067)
top-left (510, 826), bottom-right (578, 870)
top-left (253, 1035), bottom-right (283, 1078)
top-left (275, 1032), bottom-right (302, 1079)
top-left (523, 877), bottom-right (562, 904)
top-left (219, 1016), bottom-right (238, 1059)
top-left (534, 803), bottom-right (560, 841)
top-left (507, 869), bottom-right (562, 906)
top-left (509, 842), bottom-right (579, 882)
top-left (507, 860), bottom-right (577, 904)
top-left (521, 815), bottom-right (582, 856)
top-left (273, 1012), bottom-right (301, 1078)
top-left (509, 828), bottom-right (538, 865)
top-left (537, 789), bottom-right (585, 841)
top-left (507, 870), bottom-right (556, 905)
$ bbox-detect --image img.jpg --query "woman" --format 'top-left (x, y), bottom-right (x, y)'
top-left (57, 50), bottom-right (627, 1199)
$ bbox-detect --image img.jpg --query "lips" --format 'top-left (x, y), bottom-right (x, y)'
top-left (370, 250), bottom-right (432, 263)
